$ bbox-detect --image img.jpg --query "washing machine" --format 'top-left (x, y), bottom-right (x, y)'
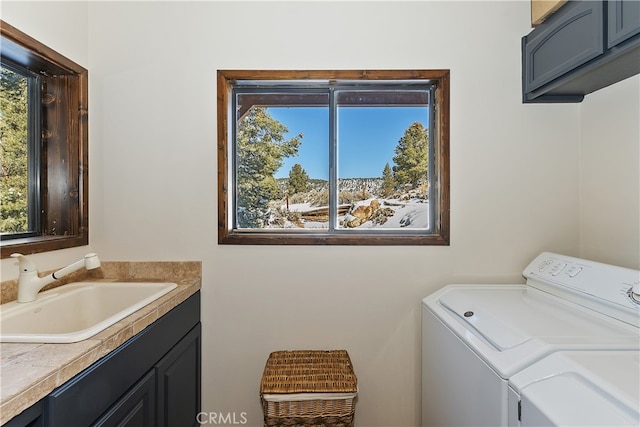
top-left (421, 252), bottom-right (640, 427)
top-left (508, 350), bottom-right (640, 426)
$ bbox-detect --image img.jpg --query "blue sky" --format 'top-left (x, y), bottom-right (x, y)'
top-left (269, 106), bottom-right (428, 179)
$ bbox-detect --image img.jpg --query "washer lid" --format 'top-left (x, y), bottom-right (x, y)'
top-left (513, 351), bottom-right (640, 427)
top-left (423, 284), bottom-right (639, 377)
top-left (439, 290), bottom-right (530, 350)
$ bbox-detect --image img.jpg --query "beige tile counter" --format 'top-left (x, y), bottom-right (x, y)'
top-left (0, 261), bottom-right (201, 426)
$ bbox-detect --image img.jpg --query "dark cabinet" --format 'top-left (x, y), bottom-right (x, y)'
top-left (5, 292), bottom-right (201, 427)
top-left (92, 371), bottom-right (156, 427)
top-left (523, 1), bottom-right (605, 94)
top-left (155, 325), bottom-right (201, 427)
top-left (522, 0), bottom-right (640, 103)
top-left (608, 0), bottom-right (640, 48)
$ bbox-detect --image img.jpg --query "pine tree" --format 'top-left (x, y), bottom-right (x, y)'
top-left (392, 122), bottom-right (428, 189)
top-left (381, 162), bottom-right (395, 196)
top-left (236, 107), bottom-right (302, 228)
top-left (0, 67), bottom-right (30, 233)
top-left (288, 163), bottom-right (309, 194)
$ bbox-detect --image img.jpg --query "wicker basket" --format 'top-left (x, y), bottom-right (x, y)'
top-left (260, 350), bottom-right (358, 427)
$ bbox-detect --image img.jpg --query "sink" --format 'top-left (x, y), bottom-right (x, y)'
top-left (0, 282), bottom-right (177, 343)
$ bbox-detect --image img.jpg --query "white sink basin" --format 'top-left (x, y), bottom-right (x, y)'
top-left (0, 282), bottom-right (177, 343)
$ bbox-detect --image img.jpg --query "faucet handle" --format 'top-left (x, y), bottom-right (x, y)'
top-left (11, 253), bottom-right (37, 274)
top-left (84, 253), bottom-right (101, 270)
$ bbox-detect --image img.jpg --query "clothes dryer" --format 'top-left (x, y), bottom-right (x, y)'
top-left (421, 252), bottom-right (639, 427)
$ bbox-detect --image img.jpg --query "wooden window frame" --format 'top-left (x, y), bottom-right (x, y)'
top-left (217, 70), bottom-right (450, 245)
top-left (1, 20), bottom-right (88, 258)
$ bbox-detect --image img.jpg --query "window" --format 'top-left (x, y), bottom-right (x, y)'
top-left (0, 20), bottom-right (88, 258)
top-left (218, 70), bottom-right (449, 245)
top-left (1, 62), bottom-right (40, 237)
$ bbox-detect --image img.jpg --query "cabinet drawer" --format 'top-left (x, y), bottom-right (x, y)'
top-left (524, 0), bottom-right (604, 92)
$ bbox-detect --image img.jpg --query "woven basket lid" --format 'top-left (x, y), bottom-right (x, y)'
top-left (260, 350), bottom-right (358, 394)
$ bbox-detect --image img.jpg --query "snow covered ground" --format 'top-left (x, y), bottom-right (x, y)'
top-left (281, 198), bottom-right (430, 229)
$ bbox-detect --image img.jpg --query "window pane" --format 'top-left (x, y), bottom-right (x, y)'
top-left (336, 90), bottom-right (431, 230)
top-left (0, 64), bottom-right (30, 234)
top-left (234, 92), bottom-right (329, 230)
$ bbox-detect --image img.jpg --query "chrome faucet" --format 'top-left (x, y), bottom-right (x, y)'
top-left (11, 253), bottom-right (101, 303)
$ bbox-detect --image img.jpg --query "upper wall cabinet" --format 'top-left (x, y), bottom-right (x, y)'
top-left (522, 0), bottom-right (640, 103)
top-left (608, 0), bottom-right (640, 48)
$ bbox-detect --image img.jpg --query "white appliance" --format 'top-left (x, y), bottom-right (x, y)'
top-left (508, 350), bottom-right (640, 426)
top-left (421, 252), bottom-right (640, 427)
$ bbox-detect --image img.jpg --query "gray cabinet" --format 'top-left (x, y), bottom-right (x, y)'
top-left (523, 1), bottom-right (604, 94)
top-left (155, 324), bottom-right (201, 427)
top-left (5, 292), bottom-right (201, 427)
top-left (608, 0), bottom-right (640, 48)
top-left (92, 371), bottom-right (156, 427)
top-left (522, 0), bottom-right (640, 103)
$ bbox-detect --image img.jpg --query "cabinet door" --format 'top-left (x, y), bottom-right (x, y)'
top-left (155, 323), bottom-right (201, 427)
top-left (523, 0), bottom-right (605, 93)
top-left (608, 0), bottom-right (640, 48)
top-left (92, 370), bottom-right (155, 427)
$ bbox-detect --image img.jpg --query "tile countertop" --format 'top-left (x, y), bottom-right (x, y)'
top-left (0, 261), bottom-right (201, 426)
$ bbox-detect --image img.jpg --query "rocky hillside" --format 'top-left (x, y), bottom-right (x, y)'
top-left (278, 177), bottom-right (383, 195)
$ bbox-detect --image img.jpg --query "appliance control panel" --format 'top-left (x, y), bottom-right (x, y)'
top-left (523, 252), bottom-right (640, 325)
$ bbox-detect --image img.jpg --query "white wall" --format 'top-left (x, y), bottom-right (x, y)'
top-left (9, 1), bottom-right (636, 425)
top-left (0, 1), bottom-right (93, 274)
top-left (0, 1), bottom-right (88, 68)
top-left (579, 75), bottom-right (640, 269)
top-left (85, 2), bottom-right (580, 425)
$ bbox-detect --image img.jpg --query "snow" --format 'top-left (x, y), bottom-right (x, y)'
top-left (281, 198), bottom-right (430, 229)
